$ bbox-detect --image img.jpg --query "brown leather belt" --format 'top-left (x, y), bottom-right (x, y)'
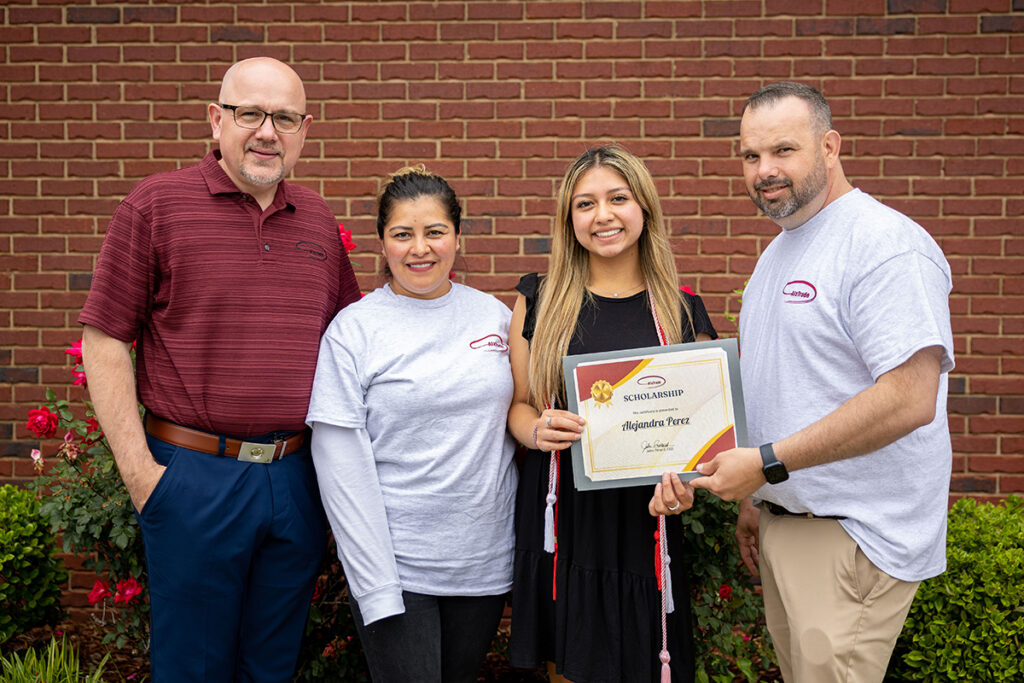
top-left (763, 501), bottom-right (845, 521)
top-left (144, 414), bottom-right (306, 464)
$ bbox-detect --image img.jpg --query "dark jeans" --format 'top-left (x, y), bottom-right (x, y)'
top-left (351, 591), bottom-right (507, 683)
top-left (139, 434), bottom-right (326, 683)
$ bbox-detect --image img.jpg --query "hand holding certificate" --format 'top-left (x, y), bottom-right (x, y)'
top-left (563, 338), bottom-right (747, 491)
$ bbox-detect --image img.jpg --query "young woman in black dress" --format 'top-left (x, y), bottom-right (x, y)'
top-left (507, 146), bottom-right (718, 683)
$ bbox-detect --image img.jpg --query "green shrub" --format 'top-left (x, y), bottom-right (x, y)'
top-left (0, 485), bottom-right (68, 644)
top-left (681, 491), bottom-right (777, 683)
top-left (889, 495), bottom-right (1024, 681)
top-left (0, 636), bottom-right (107, 683)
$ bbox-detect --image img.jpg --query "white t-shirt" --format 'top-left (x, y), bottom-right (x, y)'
top-left (307, 283), bottom-right (517, 614)
top-left (741, 189), bottom-right (954, 582)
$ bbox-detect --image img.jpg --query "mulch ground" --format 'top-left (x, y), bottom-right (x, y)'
top-left (7, 619), bottom-right (149, 681)
top-left (8, 619), bottom-right (547, 682)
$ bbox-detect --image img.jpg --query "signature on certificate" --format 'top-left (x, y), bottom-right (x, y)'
top-left (641, 440), bottom-right (672, 455)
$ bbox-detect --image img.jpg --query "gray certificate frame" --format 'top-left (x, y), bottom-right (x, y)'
top-left (562, 337), bottom-right (747, 491)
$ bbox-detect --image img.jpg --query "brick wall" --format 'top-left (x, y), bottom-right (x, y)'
top-left (3, 0), bottom-right (1022, 508)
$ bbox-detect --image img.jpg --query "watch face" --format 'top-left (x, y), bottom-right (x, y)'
top-left (764, 462), bottom-right (789, 484)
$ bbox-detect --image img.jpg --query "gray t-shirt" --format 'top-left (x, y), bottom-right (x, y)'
top-left (741, 189), bottom-right (954, 582)
top-left (307, 283), bottom-right (517, 604)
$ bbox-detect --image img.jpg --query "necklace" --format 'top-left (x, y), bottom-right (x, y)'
top-left (588, 281), bottom-right (645, 298)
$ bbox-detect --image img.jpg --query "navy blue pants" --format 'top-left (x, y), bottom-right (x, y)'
top-left (139, 434), bottom-right (326, 683)
top-left (350, 591), bottom-right (507, 683)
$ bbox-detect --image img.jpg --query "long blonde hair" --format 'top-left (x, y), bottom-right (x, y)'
top-left (528, 145), bottom-right (694, 411)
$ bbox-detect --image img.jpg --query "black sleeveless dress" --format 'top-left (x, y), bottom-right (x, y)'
top-left (509, 273), bottom-right (718, 683)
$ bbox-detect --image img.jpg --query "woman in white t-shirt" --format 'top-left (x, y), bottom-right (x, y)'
top-left (306, 166), bottom-right (518, 682)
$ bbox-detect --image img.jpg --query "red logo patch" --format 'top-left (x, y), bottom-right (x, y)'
top-left (782, 280), bottom-right (817, 304)
top-left (470, 334), bottom-right (509, 352)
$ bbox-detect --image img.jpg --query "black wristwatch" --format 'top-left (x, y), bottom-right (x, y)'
top-left (760, 443), bottom-right (789, 484)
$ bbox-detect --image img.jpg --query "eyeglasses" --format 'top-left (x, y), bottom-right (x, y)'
top-left (219, 104), bottom-right (306, 134)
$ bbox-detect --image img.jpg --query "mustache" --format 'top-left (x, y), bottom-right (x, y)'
top-left (245, 144), bottom-right (282, 155)
top-left (754, 179), bottom-right (792, 192)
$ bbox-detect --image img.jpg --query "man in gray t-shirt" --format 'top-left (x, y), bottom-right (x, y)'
top-left (689, 82), bottom-right (953, 683)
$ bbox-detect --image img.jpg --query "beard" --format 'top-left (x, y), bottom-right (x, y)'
top-left (240, 145), bottom-right (285, 186)
top-left (240, 165), bottom-right (284, 186)
top-left (749, 153), bottom-right (827, 220)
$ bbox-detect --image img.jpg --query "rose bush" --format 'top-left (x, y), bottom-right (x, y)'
top-left (28, 341), bottom-right (149, 651)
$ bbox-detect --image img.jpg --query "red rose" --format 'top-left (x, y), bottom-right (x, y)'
top-left (719, 583), bottom-right (732, 600)
top-left (65, 339), bottom-right (84, 366)
top-left (26, 407), bottom-right (59, 438)
top-left (338, 224), bottom-right (357, 252)
top-left (82, 417), bottom-right (103, 444)
top-left (114, 577), bottom-right (144, 604)
top-left (88, 580), bottom-right (111, 605)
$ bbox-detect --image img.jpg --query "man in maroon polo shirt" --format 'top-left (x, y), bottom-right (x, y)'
top-left (79, 57), bottom-right (360, 682)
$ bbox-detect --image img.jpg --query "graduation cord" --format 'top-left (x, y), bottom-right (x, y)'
top-left (542, 395), bottom-right (559, 599)
top-left (541, 286), bottom-right (677, 680)
top-left (647, 286), bottom-right (675, 683)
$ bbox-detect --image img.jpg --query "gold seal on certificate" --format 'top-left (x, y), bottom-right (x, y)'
top-left (562, 338), bottom-right (747, 491)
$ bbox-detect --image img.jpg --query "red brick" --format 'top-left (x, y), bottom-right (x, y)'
top-left (646, 2), bottom-right (702, 18)
top-left (468, 42), bottom-right (523, 60)
top-left (826, 38), bottom-right (885, 56)
top-left (918, 16), bottom-right (982, 33)
top-left (527, 2), bottom-right (583, 19)
top-left (9, 7), bottom-right (62, 24)
top-left (949, 474), bottom-right (998, 493)
top-left (557, 61), bottom-right (613, 80)
top-left (978, 98), bottom-right (1024, 114)
top-left (1001, 476), bottom-right (1024, 493)
top-left (9, 46), bottom-right (63, 63)
top-left (1004, 437), bottom-right (1024, 455)
top-left (585, 1), bottom-right (642, 18)
top-left (468, 120), bottom-right (524, 138)
top-left (468, 82), bottom-right (521, 100)
top-left (884, 37), bottom-right (945, 57)
top-left (525, 42), bottom-right (583, 60)
top-left (440, 23), bottom-right (495, 40)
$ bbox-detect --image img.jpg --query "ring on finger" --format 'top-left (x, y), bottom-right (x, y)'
top-left (668, 502), bottom-right (681, 512)
top-left (546, 417), bottom-right (552, 427)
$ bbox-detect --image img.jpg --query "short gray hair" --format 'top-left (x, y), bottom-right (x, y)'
top-left (742, 81), bottom-right (833, 135)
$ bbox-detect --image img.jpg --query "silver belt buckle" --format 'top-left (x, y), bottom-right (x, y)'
top-left (237, 441), bottom-right (277, 464)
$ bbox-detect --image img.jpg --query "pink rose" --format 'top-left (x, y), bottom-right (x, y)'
top-left (71, 369), bottom-right (87, 387)
top-left (88, 580), bottom-right (111, 605)
top-left (338, 223), bottom-right (356, 252)
top-left (114, 577), bottom-right (144, 604)
top-left (61, 431), bottom-right (81, 461)
top-left (679, 285), bottom-right (694, 295)
top-left (30, 448), bottom-right (45, 473)
top-left (26, 407), bottom-right (59, 438)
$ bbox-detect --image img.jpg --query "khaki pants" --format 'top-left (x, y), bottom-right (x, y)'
top-left (759, 509), bottom-right (920, 683)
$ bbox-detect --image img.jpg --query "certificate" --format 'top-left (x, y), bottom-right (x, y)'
top-left (562, 338), bottom-right (747, 491)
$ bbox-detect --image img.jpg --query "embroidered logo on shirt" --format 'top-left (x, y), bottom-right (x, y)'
top-left (295, 241), bottom-right (327, 261)
top-left (470, 334), bottom-right (509, 352)
top-left (782, 280), bottom-right (817, 304)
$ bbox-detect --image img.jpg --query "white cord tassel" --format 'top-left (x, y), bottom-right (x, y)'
top-left (659, 515), bottom-right (675, 613)
top-left (543, 449), bottom-right (558, 553)
top-left (659, 514), bottom-right (673, 682)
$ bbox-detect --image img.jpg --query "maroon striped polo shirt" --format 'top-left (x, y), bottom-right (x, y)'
top-left (80, 151), bottom-right (361, 437)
